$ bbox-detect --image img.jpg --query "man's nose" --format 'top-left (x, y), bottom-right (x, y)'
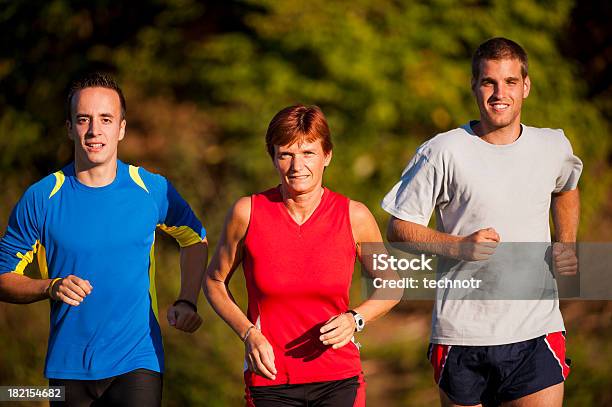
top-left (492, 83), bottom-right (506, 99)
top-left (88, 119), bottom-right (101, 136)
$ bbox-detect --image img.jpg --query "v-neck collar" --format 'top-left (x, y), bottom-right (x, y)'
top-left (276, 186), bottom-right (330, 231)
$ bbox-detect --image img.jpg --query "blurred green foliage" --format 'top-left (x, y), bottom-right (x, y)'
top-left (0, 1), bottom-right (610, 406)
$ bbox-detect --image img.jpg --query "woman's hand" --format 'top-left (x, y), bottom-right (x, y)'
top-left (245, 328), bottom-right (277, 380)
top-left (319, 313), bottom-right (356, 349)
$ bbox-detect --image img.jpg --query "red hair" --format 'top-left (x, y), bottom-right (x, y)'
top-left (265, 105), bottom-right (333, 158)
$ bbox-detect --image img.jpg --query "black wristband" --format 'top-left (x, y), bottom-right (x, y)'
top-left (173, 299), bottom-right (197, 313)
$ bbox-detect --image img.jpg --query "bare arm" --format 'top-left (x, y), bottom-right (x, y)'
top-left (387, 217), bottom-right (462, 257)
top-left (320, 201), bottom-right (401, 349)
top-left (0, 274), bottom-right (53, 303)
top-left (387, 216), bottom-right (499, 260)
top-left (177, 239), bottom-right (208, 303)
top-left (167, 239), bottom-right (208, 332)
top-left (0, 273), bottom-right (92, 306)
top-left (203, 197), bottom-right (277, 380)
top-left (203, 197), bottom-right (253, 339)
top-left (551, 188), bottom-right (580, 275)
top-left (551, 188), bottom-right (580, 242)
top-left (351, 201), bottom-right (401, 322)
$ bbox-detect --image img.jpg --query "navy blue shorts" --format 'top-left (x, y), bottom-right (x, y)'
top-left (428, 332), bottom-right (570, 406)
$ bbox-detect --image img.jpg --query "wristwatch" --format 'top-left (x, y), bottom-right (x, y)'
top-left (347, 310), bottom-right (365, 332)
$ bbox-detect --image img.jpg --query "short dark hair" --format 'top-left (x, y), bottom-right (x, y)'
top-left (66, 72), bottom-right (126, 120)
top-left (265, 105), bottom-right (333, 159)
top-left (472, 37), bottom-right (529, 80)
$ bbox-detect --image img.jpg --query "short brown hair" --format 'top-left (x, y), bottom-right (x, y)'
top-left (472, 37), bottom-right (529, 80)
top-left (265, 105), bottom-right (333, 158)
top-left (66, 72), bottom-right (126, 121)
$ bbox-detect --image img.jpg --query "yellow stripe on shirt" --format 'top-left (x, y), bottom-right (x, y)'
top-left (158, 224), bottom-right (202, 247)
top-left (148, 239), bottom-right (159, 322)
top-left (129, 165), bottom-right (149, 193)
top-left (14, 241), bottom-right (39, 275)
top-left (37, 243), bottom-right (49, 279)
top-left (49, 171), bottom-right (65, 199)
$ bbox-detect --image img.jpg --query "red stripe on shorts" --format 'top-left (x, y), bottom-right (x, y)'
top-left (352, 372), bottom-right (367, 407)
top-left (429, 344), bottom-right (452, 384)
top-left (544, 332), bottom-right (570, 380)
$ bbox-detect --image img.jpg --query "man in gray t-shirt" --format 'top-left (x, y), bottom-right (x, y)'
top-left (382, 38), bottom-right (581, 407)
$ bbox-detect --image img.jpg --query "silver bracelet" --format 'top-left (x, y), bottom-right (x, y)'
top-left (242, 325), bottom-right (257, 342)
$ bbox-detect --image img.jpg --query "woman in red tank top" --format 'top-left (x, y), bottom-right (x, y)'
top-left (204, 105), bottom-right (400, 407)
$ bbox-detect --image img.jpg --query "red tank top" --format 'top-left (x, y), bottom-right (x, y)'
top-left (243, 186), bottom-right (361, 386)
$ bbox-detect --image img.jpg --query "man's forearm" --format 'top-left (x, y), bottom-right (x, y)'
top-left (178, 241), bottom-right (208, 303)
top-left (0, 273), bottom-right (51, 304)
top-left (551, 189), bottom-right (580, 242)
top-left (387, 218), bottom-right (462, 258)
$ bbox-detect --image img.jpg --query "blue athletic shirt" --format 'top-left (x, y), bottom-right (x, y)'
top-left (0, 160), bottom-right (206, 379)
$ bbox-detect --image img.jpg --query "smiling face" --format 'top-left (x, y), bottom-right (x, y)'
top-left (273, 139), bottom-right (332, 196)
top-left (67, 87), bottom-right (126, 169)
top-left (472, 58), bottom-right (530, 134)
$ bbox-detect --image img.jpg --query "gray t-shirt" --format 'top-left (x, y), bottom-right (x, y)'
top-left (382, 122), bottom-right (583, 345)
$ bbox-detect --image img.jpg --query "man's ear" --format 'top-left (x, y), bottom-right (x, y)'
top-left (119, 119), bottom-right (126, 141)
top-left (523, 75), bottom-right (531, 99)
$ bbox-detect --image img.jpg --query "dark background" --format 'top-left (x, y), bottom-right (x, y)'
top-left (0, 1), bottom-right (610, 405)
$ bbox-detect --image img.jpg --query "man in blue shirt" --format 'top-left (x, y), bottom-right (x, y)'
top-left (0, 72), bottom-right (208, 406)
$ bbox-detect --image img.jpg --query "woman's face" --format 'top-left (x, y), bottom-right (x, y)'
top-left (273, 139), bottom-right (332, 196)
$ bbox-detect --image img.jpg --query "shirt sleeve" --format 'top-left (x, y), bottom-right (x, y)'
top-left (0, 187), bottom-right (42, 275)
top-left (381, 150), bottom-right (447, 226)
top-left (553, 131), bottom-right (583, 193)
top-left (157, 179), bottom-right (206, 247)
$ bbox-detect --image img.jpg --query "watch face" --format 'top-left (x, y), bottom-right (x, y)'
top-left (355, 314), bottom-right (365, 332)
top-left (349, 310), bottom-right (365, 332)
